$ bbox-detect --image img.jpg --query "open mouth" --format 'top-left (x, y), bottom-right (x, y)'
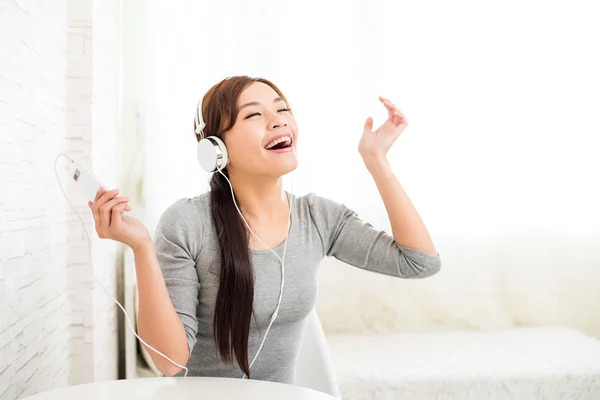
top-left (264, 136), bottom-right (293, 151)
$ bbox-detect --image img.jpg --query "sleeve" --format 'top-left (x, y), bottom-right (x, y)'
top-left (153, 199), bottom-right (202, 355)
top-left (307, 193), bottom-right (441, 279)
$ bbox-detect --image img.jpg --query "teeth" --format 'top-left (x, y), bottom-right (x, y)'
top-left (265, 136), bottom-right (291, 149)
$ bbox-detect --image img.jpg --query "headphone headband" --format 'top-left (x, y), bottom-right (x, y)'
top-left (194, 99), bottom-right (206, 140)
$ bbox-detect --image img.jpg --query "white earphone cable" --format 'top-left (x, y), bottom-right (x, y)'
top-left (54, 153), bottom-right (189, 377)
top-left (215, 167), bottom-right (294, 379)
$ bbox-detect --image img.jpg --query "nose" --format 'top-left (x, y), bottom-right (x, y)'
top-left (269, 117), bottom-right (288, 130)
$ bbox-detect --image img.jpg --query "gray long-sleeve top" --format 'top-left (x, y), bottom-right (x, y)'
top-left (154, 192), bottom-right (441, 383)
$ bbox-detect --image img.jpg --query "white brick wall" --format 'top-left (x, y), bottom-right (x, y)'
top-left (0, 1), bottom-right (71, 398)
top-left (0, 0), bottom-right (123, 398)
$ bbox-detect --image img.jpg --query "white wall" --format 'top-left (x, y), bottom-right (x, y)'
top-left (89, 0), bottom-right (123, 382)
top-left (0, 2), bottom-right (71, 398)
top-left (0, 0), bottom-right (123, 397)
top-left (125, 0), bottom-right (600, 233)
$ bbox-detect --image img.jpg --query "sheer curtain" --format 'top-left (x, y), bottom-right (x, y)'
top-left (124, 0), bottom-right (600, 334)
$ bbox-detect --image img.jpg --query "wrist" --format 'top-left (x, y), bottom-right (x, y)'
top-left (362, 154), bottom-right (390, 173)
top-left (131, 237), bottom-right (154, 255)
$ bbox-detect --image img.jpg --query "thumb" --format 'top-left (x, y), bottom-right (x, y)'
top-left (364, 117), bottom-right (373, 133)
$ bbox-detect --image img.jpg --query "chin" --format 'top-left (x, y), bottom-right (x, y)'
top-left (270, 159), bottom-right (298, 178)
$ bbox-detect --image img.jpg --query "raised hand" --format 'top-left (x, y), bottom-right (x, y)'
top-left (358, 96), bottom-right (408, 164)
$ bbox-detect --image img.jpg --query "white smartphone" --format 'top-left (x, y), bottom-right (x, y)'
top-left (67, 158), bottom-right (108, 201)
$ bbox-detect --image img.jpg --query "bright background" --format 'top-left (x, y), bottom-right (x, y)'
top-left (124, 0), bottom-right (600, 335)
top-left (1, 0), bottom-right (599, 397)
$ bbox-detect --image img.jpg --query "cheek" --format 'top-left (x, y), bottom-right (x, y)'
top-left (225, 133), bottom-right (262, 161)
top-left (291, 121), bottom-right (300, 142)
top-left (289, 116), bottom-right (299, 130)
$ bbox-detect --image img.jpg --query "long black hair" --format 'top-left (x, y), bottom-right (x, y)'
top-left (195, 76), bottom-right (291, 377)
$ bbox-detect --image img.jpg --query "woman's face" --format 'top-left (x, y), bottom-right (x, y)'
top-left (223, 82), bottom-right (299, 178)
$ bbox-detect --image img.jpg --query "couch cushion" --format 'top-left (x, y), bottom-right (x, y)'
top-left (327, 326), bottom-right (600, 399)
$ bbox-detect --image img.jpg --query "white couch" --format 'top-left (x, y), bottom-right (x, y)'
top-left (325, 326), bottom-right (600, 399)
top-left (315, 238), bottom-right (600, 400)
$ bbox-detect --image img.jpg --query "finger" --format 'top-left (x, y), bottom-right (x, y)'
top-left (91, 187), bottom-right (105, 215)
top-left (381, 101), bottom-right (396, 121)
top-left (89, 200), bottom-right (101, 227)
top-left (396, 111), bottom-right (408, 125)
top-left (92, 188), bottom-right (116, 226)
top-left (379, 96), bottom-right (393, 108)
top-left (382, 96), bottom-right (396, 107)
top-left (94, 187), bottom-right (106, 203)
top-left (388, 103), bottom-right (406, 123)
top-left (364, 117), bottom-right (373, 133)
top-left (393, 111), bottom-right (404, 126)
top-left (97, 188), bottom-right (119, 207)
top-left (387, 106), bottom-right (395, 122)
top-left (110, 202), bottom-right (129, 228)
top-left (94, 189), bottom-right (119, 224)
top-left (379, 96), bottom-right (400, 121)
top-left (96, 189), bottom-right (120, 225)
top-left (88, 201), bottom-right (97, 223)
top-left (395, 114), bottom-right (408, 127)
top-left (384, 100), bottom-right (398, 111)
top-left (99, 197), bottom-right (129, 228)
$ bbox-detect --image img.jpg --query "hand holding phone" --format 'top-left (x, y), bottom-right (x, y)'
top-left (67, 157), bottom-right (150, 251)
top-left (87, 186), bottom-right (150, 251)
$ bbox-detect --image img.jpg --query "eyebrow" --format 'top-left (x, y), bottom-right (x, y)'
top-left (239, 97), bottom-right (285, 112)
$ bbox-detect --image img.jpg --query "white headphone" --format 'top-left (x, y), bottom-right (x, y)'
top-left (194, 99), bottom-right (290, 378)
top-left (195, 100), bottom-right (229, 172)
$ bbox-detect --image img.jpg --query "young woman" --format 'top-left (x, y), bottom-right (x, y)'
top-left (88, 76), bottom-right (441, 383)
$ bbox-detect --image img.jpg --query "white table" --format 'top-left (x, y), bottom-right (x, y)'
top-left (22, 377), bottom-right (338, 400)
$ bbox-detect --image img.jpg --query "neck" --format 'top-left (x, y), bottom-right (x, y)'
top-left (227, 172), bottom-right (289, 222)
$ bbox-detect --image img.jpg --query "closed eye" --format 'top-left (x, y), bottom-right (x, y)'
top-left (244, 109), bottom-right (291, 119)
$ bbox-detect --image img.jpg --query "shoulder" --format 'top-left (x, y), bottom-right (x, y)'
top-left (160, 192), bottom-right (211, 219)
top-left (156, 192), bottom-right (212, 236)
top-left (154, 192), bottom-right (212, 259)
top-left (297, 192), bottom-right (354, 214)
top-left (296, 192), bottom-right (356, 228)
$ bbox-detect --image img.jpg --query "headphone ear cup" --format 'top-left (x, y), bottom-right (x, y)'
top-left (197, 136), bottom-right (228, 172)
top-left (209, 136), bottom-right (228, 168)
